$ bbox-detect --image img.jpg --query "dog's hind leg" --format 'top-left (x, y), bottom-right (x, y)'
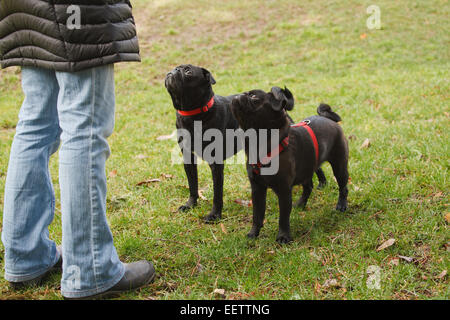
top-left (330, 158), bottom-right (348, 212)
top-left (204, 163), bottom-right (224, 222)
top-left (294, 180), bottom-right (313, 209)
top-left (316, 167), bottom-right (327, 189)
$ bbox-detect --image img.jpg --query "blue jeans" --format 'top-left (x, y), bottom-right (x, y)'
top-left (2, 65), bottom-right (125, 298)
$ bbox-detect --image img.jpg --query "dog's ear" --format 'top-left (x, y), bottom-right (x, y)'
top-left (270, 86), bottom-right (294, 111)
top-left (202, 68), bottom-right (216, 85)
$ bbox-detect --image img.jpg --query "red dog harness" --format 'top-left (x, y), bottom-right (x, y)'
top-left (291, 120), bottom-right (319, 163)
top-left (251, 120), bottom-right (319, 175)
top-left (177, 97), bottom-right (215, 116)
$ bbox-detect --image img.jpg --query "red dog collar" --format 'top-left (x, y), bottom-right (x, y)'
top-left (252, 120), bottom-right (319, 175)
top-left (177, 97), bottom-right (215, 116)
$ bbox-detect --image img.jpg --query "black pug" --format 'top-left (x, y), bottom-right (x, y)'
top-left (230, 87), bottom-right (349, 243)
top-left (165, 64), bottom-right (242, 222)
top-left (165, 65), bottom-right (328, 222)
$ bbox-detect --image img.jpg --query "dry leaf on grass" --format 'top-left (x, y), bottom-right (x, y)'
top-left (109, 170), bottom-right (118, 177)
top-left (445, 212), bottom-right (450, 224)
top-left (322, 279), bottom-right (341, 290)
top-left (360, 33), bottom-right (367, 40)
top-left (234, 199), bottom-right (253, 207)
top-left (314, 280), bottom-right (321, 294)
top-left (220, 223), bottom-right (228, 234)
top-left (156, 130), bottom-right (177, 141)
top-left (361, 138), bottom-right (371, 149)
top-left (213, 288), bottom-right (226, 298)
top-left (136, 174), bottom-right (174, 186)
top-left (376, 238), bottom-right (395, 251)
top-left (198, 189), bottom-right (207, 200)
top-left (436, 270), bottom-right (447, 280)
top-left (433, 192), bottom-right (443, 199)
top-left (388, 257), bottom-right (400, 266)
top-left (443, 242), bottom-right (450, 252)
top-left (136, 178), bottom-right (161, 186)
top-left (398, 255), bottom-right (414, 263)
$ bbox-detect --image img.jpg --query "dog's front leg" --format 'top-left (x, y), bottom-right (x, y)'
top-left (275, 189), bottom-right (293, 244)
top-left (204, 163), bottom-right (224, 222)
top-left (179, 152), bottom-right (199, 212)
top-left (247, 181), bottom-right (267, 239)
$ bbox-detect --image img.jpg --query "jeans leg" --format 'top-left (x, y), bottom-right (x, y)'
top-left (2, 67), bottom-right (61, 282)
top-left (55, 65), bottom-right (124, 298)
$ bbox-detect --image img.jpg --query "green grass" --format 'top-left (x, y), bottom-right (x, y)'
top-left (0, 0), bottom-right (448, 300)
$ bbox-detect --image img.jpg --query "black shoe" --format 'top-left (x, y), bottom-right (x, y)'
top-left (9, 246), bottom-right (62, 290)
top-left (66, 260), bottom-right (156, 300)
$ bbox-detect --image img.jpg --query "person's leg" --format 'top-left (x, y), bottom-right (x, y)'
top-left (55, 65), bottom-right (125, 298)
top-left (2, 67), bottom-right (61, 283)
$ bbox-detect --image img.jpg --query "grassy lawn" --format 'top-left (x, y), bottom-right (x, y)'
top-left (0, 0), bottom-right (448, 300)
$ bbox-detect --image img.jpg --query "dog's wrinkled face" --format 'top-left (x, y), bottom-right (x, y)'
top-left (231, 87), bottom-right (294, 130)
top-left (165, 64), bottom-right (216, 110)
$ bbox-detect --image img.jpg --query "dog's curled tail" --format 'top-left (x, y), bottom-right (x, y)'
top-left (317, 103), bottom-right (342, 122)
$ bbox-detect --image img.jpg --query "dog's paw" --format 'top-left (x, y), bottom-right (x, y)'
top-left (294, 200), bottom-right (307, 209)
top-left (178, 205), bottom-right (192, 212)
top-left (178, 198), bottom-right (198, 212)
top-left (203, 212), bottom-right (221, 223)
top-left (247, 228), bottom-right (261, 239)
top-left (276, 233), bottom-right (293, 244)
top-left (335, 201), bottom-right (347, 212)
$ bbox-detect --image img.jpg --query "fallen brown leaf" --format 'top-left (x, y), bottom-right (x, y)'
top-left (376, 238), bottom-right (395, 251)
top-left (322, 279), bottom-right (341, 289)
top-left (234, 199), bottom-right (253, 207)
top-left (228, 292), bottom-right (251, 300)
top-left (360, 33), bottom-right (367, 40)
top-left (445, 212), bottom-right (450, 224)
top-left (361, 138), bottom-right (371, 149)
top-left (314, 280), bottom-right (321, 294)
top-left (388, 257), bottom-right (400, 266)
top-left (436, 270), bottom-right (447, 279)
top-left (136, 179), bottom-right (161, 186)
top-left (161, 173), bottom-right (174, 179)
top-left (433, 192), bottom-right (443, 199)
top-left (220, 223), bottom-right (228, 234)
top-left (213, 288), bottom-right (226, 299)
top-left (157, 130), bottom-right (177, 141)
top-left (109, 170), bottom-right (118, 177)
top-left (198, 189), bottom-right (207, 200)
top-left (398, 255), bottom-right (414, 263)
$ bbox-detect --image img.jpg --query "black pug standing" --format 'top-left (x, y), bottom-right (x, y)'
top-left (165, 65), bottom-right (328, 222)
top-left (165, 64), bottom-right (242, 222)
top-left (230, 87), bottom-right (349, 243)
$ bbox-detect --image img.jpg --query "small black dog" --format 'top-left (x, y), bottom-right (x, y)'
top-left (165, 64), bottom-right (242, 222)
top-left (230, 87), bottom-right (349, 243)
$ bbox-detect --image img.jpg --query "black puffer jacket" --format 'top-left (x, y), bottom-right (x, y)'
top-left (0, 0), bottom-right (140, 72)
